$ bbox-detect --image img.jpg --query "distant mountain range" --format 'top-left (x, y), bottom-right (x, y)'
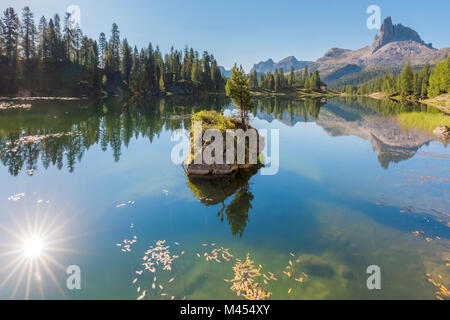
top-left (219, 66), bottom-right (231, 78)
top-left (250, 17), bottom-right (450, 86)
top-left (250, 56), bottom-right (318, 74)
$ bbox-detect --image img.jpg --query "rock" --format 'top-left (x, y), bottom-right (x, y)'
top-left (337, 265), bottom-right (353, 279)
top-left (186, 164), bottom-right (211, 176)
top-left (297, 254), bottom-right (335, 277)
top-left (372, 17), bottom-right (433, 53)
top-left (433, 126), bottom-right (450, 140)
top-left (319, 48), bottom-right (351, 61)
top-left (212, 164), bottom-right (238, 175)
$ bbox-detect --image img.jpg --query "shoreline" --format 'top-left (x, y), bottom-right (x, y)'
top-left (342, 92), bottom-right (450, 114)
top-left (250, 89), bottom-right (340, 98)
top-left (0, 96), bottom-right (87, 101)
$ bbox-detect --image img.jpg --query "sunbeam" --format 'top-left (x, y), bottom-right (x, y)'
top-left (0, 204), bottom-right (83, 299)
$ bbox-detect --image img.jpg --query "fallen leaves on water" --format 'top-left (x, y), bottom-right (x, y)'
top-left (225, 253), bottom-right (273, 300)
top-left (117, 236), bottom-right (137, 253)
top-left (428, 277), bottom-right (450, 300)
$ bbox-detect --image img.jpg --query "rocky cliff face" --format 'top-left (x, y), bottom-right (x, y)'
top-left (317, 48), bottom-right (352, 62)
top-left (372, 17), bottom-right (433, 53)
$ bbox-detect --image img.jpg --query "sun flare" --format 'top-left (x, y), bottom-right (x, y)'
top-left (22, 236), bottom-right (44, 258)
top-left (0, 206), bottom-right (84, 299)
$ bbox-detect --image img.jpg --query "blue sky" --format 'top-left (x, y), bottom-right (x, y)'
top-left (2, 0), bottom-right (449, 71)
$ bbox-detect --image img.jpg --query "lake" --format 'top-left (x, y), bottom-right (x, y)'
top-left (0, 95), bottom-right (449, 300)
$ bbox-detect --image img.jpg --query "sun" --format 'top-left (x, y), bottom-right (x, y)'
top-left (22, 236), bottom-right (44, 258)
top-left (0, 206), bottom-right (85, 299)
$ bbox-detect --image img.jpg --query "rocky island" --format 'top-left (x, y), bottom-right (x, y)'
top-left (185, 65), bottom-right (265, 178)
top-left (185, 110), bottom-right (264, 177)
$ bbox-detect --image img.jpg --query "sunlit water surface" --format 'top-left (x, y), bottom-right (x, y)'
top-left (0, 96), bottom-right (449, 299)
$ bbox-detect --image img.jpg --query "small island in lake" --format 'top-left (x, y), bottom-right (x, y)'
top-left (185, 66), bottom-right (265, 177)
top-left (184, 110), bottom-right (264, 177)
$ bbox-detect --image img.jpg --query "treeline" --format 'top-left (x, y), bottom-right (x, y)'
top-left (252, 97), bottom-right (324, 121)
top-left (340, 57), bottom-right (450, 98)
top-left (325, 66), bottom-right (401, 89)
top-left (248, 66), bottom-right (323, 92)
top-left (0, 6), bottom-right (226, 97)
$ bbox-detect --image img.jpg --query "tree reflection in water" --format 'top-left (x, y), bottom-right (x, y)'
top-left (0, 95), bottom-right (229, 176)
top-left (186, 167), bottom-right (259, 237)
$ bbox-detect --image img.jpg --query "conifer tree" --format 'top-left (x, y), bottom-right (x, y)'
top-left (288, 66), bottom-right (294, 88)
top-left (2, 7), bottom-right (19, 60)
top-left (428, 57), bottom-right (449, 97)
top-left (400, 62), bottom-right (413, 96)
top-left (21, 6), bottom-right (36, 61)
top-left (121, 38), bottom-right (132, 85)
top-left (225, 64), bottom-right (253, 130)
top-left (109, 23), bottom-right (120, 73)
top-left (302, 65), bottom-right (308, 88)
top-left (63, 12), bottom-right (74, 61)
top-left (98, 32), bottom-right (106, 68)
top-left (258, 73), bottom-right (265, 89)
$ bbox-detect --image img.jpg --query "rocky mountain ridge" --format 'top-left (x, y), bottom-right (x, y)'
top-left (251, 56), bottom-right (318, 74)
top-left (250, 17), bottom-right (449, 79)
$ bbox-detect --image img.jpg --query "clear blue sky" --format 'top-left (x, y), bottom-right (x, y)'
top-left (3, 0), bottom-right (449, 71)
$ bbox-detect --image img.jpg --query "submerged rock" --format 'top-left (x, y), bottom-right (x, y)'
top-left (297, 254), bottom-right (335, 277)
top-left (337, 265), bottom-right (354, 279)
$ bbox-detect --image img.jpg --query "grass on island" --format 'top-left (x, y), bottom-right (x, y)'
top-left (397, 111), bottom-right (450, 134)
top-left (187, 110), bottom-right (240, 165)
top-left (190, 110), bottom-right (238, 132)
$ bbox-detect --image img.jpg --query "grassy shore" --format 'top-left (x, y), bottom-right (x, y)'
top-left (397, 111), bottom-right (450, 133)
top-left (337, 91), bottom-right (450, 135)
top-left (364, 91), bottom-right (450, 113)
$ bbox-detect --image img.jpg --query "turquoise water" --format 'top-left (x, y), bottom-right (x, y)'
top-left (0, 96), bottom-right (449, 300)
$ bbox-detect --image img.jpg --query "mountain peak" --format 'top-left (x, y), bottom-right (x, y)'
top-left (278, 56), bottom-right (297, 63)
top-left (372, 16), bottom-right (433, 52)
top-left (251, 56), bottom-right (317, 73)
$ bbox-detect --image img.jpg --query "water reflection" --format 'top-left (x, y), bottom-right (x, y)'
top-left (316, 97), bottom-right (438, 168)
top-left (0, 95), bottom-right (444, 175)
top-left (186, 167), bottom-right (259, 237)
top-left (0, 95), bottom-right (448, 300)
top-left (0, 95), bottom-right (229, 175)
